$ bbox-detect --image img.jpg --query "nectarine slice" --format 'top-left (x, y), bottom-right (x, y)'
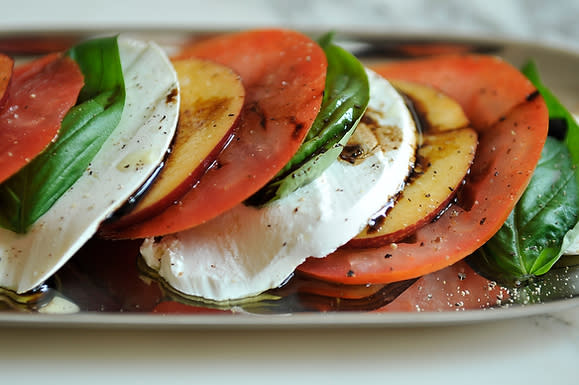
top-left (348, 128), bottom-right (477, 247)
top-left (102, 58), bottom-right (244, 232)
top-left (348, 80), bottom-right (476, 247)
top-left (390, 79), bottom-right (469, 133)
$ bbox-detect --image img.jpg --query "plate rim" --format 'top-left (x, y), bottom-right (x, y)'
top-left (0, 297), bottom-right (577, 330)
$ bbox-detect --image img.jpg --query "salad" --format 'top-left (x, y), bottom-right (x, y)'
top-left (0, 29), bottom-right (577, 314)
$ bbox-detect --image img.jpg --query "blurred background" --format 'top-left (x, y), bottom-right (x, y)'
top-left (1, 0), bottom-right (578, 52)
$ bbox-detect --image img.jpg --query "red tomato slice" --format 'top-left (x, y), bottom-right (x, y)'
top-left (0, 53), bottom-right (84, 184)
top-left (0, 53), bottom-right (13, 109)
top-left (371, 55), bottom-right (537, 129)
top-left (373, 261), bottom-right (510, 312)
top-left (298, 54), bottom-right (548, 285)
top-left (110, 29), bottom-right (327, 238)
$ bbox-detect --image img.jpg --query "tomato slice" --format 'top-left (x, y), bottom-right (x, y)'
top-left (297, 54), bottom-right (548, 285)
top-left (110, 29), bottom-right (327, 238)
top-left (371, 55), bottom-right (537, 129)
top-left (373, 261), bottom-right (510, 312)
top-left (0, 53), bottom-right (13, 109)
top-left (0, 53), bottom-right (84, 184)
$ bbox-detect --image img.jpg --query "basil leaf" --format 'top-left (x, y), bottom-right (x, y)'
top-left (521, 60), bottom-right (579, 185)
top-left (0, 36), bottom-right (125, 233)
top-left (506, 254), bottom-right (579, 305)
top-left (522, 60), bottom-right (579, 258)
top-left (247, 33), bottom-right (370, 205)
top-left (469, 137), bottom-right (579, 285)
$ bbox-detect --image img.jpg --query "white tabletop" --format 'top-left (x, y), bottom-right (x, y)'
top-left (1, 1), bottom-right (578, 384)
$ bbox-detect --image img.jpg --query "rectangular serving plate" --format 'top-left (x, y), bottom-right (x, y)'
top-left (0, 29), bottom-right (578, 328)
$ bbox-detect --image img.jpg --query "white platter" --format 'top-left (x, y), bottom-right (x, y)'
top-left (0, 30), bottom-right (577, 328)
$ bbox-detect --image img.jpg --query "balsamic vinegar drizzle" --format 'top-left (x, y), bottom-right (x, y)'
top-left (2, 238), bottom-right (576, 314)
top-left (360, 90), bottom-right (424, 235)
top-left (346, 39), bottom-right (502, 60)
top-left (0, 282), bottom-right (55, 311)
top-left (136, 254), bottom-right (418, 313)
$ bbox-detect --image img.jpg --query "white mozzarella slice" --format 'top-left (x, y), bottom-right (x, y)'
top-left (0, 38), bottom-right (180, 293)
top-left (141, 69), bottom-right (418, 301)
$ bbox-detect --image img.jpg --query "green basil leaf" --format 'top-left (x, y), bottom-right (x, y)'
top-left (469, 137), bottom-right (579, 285)
top-left (0, 36), bottom-right (125, 233)
top-left (247, 33), bottom-right (370, 205)
top-left (521, 60), bottom-right (579, 185)
top-left (506, 254), bottom-right (579, 305)
top-left (522, 60), bottom-right (579, 261)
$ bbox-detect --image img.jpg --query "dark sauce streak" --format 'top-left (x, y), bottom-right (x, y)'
top-left (104, 153), bottom-right (169, 223)
top-left (455, 174), bottom-right (479, 213)
top-left (349, 40), bottom-right (502, 59)
top-left (293, 123), bottom-right (305, 139)
top-left (339, 114), bottom-right (379, 163)
top-left (0, 281), bottom-right (56, 311)
top-left (165, 87), bottom-right (179, 104)
top-left (366, 197), bottom-right (397, 234)
top-left (548, 118), bottom-right (568, 140)
top-left (399, 91), bottom-right (426, 136)
top-left (340, 143), bottom-right (365, 164)
top-left (526, 90), bottom-right (540, 102)
top-left (250, 102), bottom-right (267, 129)
top-left (362, 91), bottom-right (426, 234)
top-left (290, 116), bottom-right (306, 139)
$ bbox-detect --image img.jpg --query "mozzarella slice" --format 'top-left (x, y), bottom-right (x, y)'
top-left (141, 69), bottom-right (418, 301)
top-left (0, 37), bottom-right (180, 293)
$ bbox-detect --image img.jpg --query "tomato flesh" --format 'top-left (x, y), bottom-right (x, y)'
top-left (0, 53), bottom-right (84, 184)
top-left (111, 29), bottom-right (327, 238)
top-left (374, 261), bottom-right (510, 312)
top-left (370, 55), bottom-right (538, 128)
top-left (298, 54), bottom-right (548, 285)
